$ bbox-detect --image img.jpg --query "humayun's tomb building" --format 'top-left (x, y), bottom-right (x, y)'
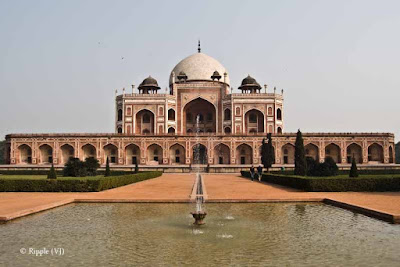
top-left (4, 44), bottom-right (396, 170)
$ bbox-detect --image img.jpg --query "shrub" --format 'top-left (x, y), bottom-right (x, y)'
top-left (240, 171), bottom-right (400, 192)
top-left (349, 158), bottom-right (359, 178)
top-left (294, 130), bottom-right (306, 176)
top-left (0, 169), bottom-right (139, 177)
top-left (134, 161), bottom-right (139, 173)
top-left (63, 158), bottom-right (87, 177)
top-left (85, 157), bottom-right (100, 176)
top-left (306, 157), bottom-right (338, 177)
top-left (0, 171), bottom-right (162, 192)
top-left (322, 157), bottom-right (339, 176)
top-left (306, 157), bottom-right (317, 176)
top-left (105, 157), bottom-right (111, 177)
top-left (47, 163), bottom-right (57, 179)
top-left (96, 171), bottom-right (162, 191)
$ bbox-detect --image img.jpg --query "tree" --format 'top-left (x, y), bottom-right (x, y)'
top-left (134, 161), bottom-right (139, 173)
top-left (261, 134), bottom-right (275, 172)
top-left (85, 157), bottom-right (100, 176)
top-left (63, 157), bottom-right (87, 177)
top-left (47, 163), bottom-right (57, 179)
top-left (349, 157), bottom-right (359, 177)
top-left (305, 156), bottom-right (339, 177)
top-left (306, 156), bottom-right (317, 176)
top-left (396, 142), bottom-right (400, 164)
top-left (105, 157), bottom-right (111, 177)
top-left (294, 129), bottom-right (307, 176)
top-left (322, 157), bottom-right (339, 176)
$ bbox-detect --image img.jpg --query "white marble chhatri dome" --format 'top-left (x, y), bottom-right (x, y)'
top-left (169, 52), bottom-right (230, 85)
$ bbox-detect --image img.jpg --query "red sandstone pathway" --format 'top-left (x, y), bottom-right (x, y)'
top-left (1, 173), bottom-right (400, 223)
top-left (0, 174), bottom-right (195, 221)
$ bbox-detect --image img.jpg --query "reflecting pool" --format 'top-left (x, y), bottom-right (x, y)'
top-left (1, 203), bottom-right (400, 266)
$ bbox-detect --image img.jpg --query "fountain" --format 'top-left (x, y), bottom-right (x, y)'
top-left (191, 114), bottom-right (207, 225)
top-left (191, 174), bottom-right (207, 225)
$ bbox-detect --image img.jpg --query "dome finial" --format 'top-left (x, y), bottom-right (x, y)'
top-left (198, 39), bottom-right (201, 53)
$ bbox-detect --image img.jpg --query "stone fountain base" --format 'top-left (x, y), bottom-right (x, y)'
top-left (191, 211), bottom-right (207, 225)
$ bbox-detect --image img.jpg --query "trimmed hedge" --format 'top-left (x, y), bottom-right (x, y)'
top-left (96, 171), bottom-right (162, 191)
top-left (241, 171), bottom-right (400, 192)
top-left (270, 168), bottom-right (400, 176)
top-left (0, 169), bottom-right (135, 176)
top-left (0, 171), bottom-right (162, 192)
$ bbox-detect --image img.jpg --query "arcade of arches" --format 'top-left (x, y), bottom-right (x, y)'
top-left (8, 134), bottom-right (394, 166)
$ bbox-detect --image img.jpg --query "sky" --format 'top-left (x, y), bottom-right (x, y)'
top-left (0, 0), bottom-right (399, 141)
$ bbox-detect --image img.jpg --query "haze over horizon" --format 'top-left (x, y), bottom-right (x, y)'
top-left (0, 0), bottom-right (399, 141)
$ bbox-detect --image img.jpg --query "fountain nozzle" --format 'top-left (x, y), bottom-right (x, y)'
top-left (191, 211), bottom-right (207, 225)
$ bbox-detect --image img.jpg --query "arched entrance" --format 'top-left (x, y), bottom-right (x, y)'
top-left (60, 144), bottom-right (74, 164)
top-left (368, 143), bottom-right (384, 163)
top-left (277, 108), bottom-right (282, 120)
top-left (117, 109), bottom-right (122, 121)
top-left (245, 109), bottom-right (264, 133)
top-left (347, 143), bottom-right (362, 163)
top-left (136, 109), bottom-right (154, 134)
top-left (104, 144), bottom-right (118, 164)
top-left (224, 109), bottom-right (231, 121)
top-left (282, 143), bottom-right (295, 164)
top-left (125, 144), bottom-right (140, 165)
top-left (183, 98), bottom-right (216, 133)
top-left (214, 144), bottom-right (230, 164)
top-left (236, 144), bottom-right (252, 165)
top-left (168, 109), bottom-right (175, 121)
top-left (168, 127), bottom-right (175, 134)
top-left (192, 144), bottom-right (207, 164)
top-left (305, 143), bottom-right (319, 161)
top-left (170, 144), bottom-right (185, 164)
top-left (39, 144), bottom-right (53, 164)
top-left (17, 144), bottom-right (32, 164)
top-left (147, 144), bottom-right (163, 164)
top-left (81, 144), bottom-right (96, 160)
top-left (325, 143), bottom-right (341, 163)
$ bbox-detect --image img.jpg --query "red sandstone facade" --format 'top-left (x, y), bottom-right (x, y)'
top-left (4, 49), bottom-right (396, 167)
top-left (4, 133), bottom-right (396, 166)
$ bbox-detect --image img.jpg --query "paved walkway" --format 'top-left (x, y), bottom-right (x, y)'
top-left (0, 174), bottom-right (195, 221)
top-left (1, 173), bottom-right (400, 223)
top-left (77, 173), bottom-right (195, 201)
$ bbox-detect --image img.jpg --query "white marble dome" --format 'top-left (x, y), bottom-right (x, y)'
top-left (169, 52), bottom-right (229, 85)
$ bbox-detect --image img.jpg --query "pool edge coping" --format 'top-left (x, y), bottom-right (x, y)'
top-left (1, 197), bottom-right (399, 224)
top-left (323, 198), bottom-right (400, 224)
